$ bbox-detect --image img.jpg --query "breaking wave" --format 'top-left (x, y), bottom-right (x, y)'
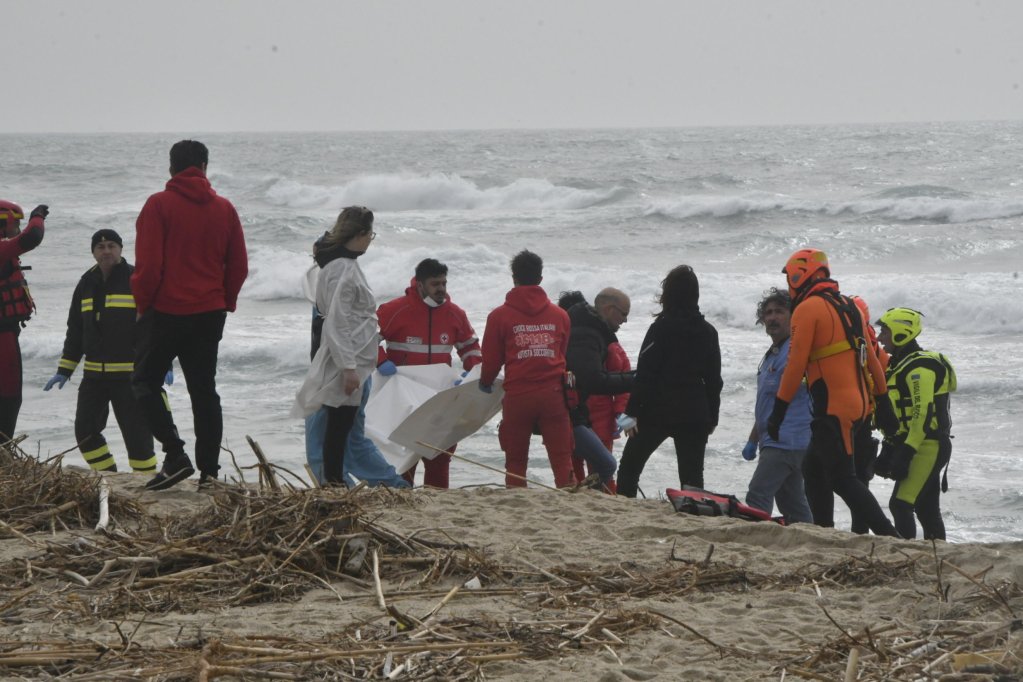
top-left (264, 172), bottom-right (624, 211)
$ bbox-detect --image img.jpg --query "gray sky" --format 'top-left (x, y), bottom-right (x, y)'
top-left (4, 0), bottom-right (1022, 132)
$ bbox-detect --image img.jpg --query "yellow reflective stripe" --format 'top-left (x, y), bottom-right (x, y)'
top-left (58, 358), bottom-right (79, 371)
top-left (105, 294), bottom-right (136, 308)
top-left (809, 339), bottom-right (851, 362)
top-left (128, 454), bottom-right (158, 472)
top-left (104, 362), bottom-right (134, 372)
top-left (161, 391), bottom-right (172, 413)
top-left (83, 445), bottom-right (115, 470)
top-left (82, 361), bottom-right (135, 373)
top-left (80, 298), bottom-right (94, 312)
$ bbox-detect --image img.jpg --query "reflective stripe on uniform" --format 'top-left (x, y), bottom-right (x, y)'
top-left (83, 360), bottom-right (134, 373)
top-left (128, 454), bottom-right (158, 472)
top-left (105, 294), bottom-right (136, 309)
top-left (82, 444), bottom-right (116, 470)
top-left (453, 336), bottom-right (479, 350)
top-left (386, 341), bottom-right (454, 355)
top-left (80, 298), bottom-right (94, 313)
top-left (58, 358), bottom-right (79, 371)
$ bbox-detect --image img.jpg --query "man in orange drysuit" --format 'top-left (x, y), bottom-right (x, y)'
top-left (766, 249), bottom-right (900, 536)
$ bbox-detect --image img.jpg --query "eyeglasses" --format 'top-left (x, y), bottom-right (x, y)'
top-left (367, 231), bottom-right (377, 241)
top-left (611, 305), bottom-right (629, 322)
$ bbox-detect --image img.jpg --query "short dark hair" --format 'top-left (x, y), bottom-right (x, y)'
top-left (511, 250), bottom-right (543, 286)
top-left (415, 258), bottom-right (448, 282)
top-left (557, 290), bottom-right (586, 311)
top-left (169, 140), bottom-right (209, 175)
top-left (657, 264), bottom-right (699, 315)
top-left (756, 287), bottom-right (791, 325)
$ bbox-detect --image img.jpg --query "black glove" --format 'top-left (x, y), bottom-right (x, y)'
top-left (874, 440), bottom-right (894, 479)
top-left (766, 398), bottom-right (789, 442)
top-left (30, 204), bottom-right (49, 219)
top-left (889, 443), bottom-right (915, 481)
top-left (873, 395), bottom-right (899, 438)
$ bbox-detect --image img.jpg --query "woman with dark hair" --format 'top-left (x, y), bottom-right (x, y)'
top-left (293, 206), bottom-right (380, 486)
top-left (616, 265), bottom-right (723, 497)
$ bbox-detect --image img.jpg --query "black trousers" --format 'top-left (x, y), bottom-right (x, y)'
top-left (0, 328), bottom-right (22, 442)
top-left (850, 425), bottom-right (880, 534)
top-left (322, 404), bottom-right (358, 485)
top-left (133, 310), bottom-right (226, 475)
top-left (75, 378), bottom-right (157, 472)
top-left (617, 421), bottom-right (708, 498)
top-left (803, 416), bottom-right (898, 537)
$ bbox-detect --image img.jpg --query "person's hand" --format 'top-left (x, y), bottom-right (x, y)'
top-left (617, 414), bottom-right (638, 437)
top-left (478, 383), bottom-right (493, 394)
top-left (44, 374), bottom-right (68, 391)
top-left (343, 369), bottom-right (361, 395)
top-left (453, 369), bottom-right (470, 386)
top-left (30, 205), bottom-right (49, 219)
top-left (377, 360), bottom-right (397, 376)
top-left (766, 398), bottom-right (789, 442)
top-left (742, 441), bottom-right (758, 461)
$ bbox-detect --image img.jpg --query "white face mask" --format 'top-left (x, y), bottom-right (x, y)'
top-left (423, 295), bottom-right (442, 308)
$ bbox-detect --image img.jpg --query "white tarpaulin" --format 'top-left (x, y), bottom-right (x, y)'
top-left (364, 364), bottom-right (504, 474)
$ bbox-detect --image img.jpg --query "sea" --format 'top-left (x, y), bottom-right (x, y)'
top-left (2, 123), bottom-right (1021, 543)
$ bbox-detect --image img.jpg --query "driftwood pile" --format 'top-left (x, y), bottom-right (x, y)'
top-left (1, 439), bottom-right (1022, 680)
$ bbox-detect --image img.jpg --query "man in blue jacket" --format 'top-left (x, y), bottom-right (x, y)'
top-left (742, 288), bottom-right (813, 523)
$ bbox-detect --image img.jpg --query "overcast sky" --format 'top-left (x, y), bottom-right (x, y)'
top-left (4, 0), bottom-right (1022, 133)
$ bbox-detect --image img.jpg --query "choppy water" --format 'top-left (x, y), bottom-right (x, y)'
top-left (3, 122), bottom-right (1021, 542)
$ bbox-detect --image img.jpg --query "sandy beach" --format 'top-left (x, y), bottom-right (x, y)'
top-left (1, 448), bottom-right (1021, 680)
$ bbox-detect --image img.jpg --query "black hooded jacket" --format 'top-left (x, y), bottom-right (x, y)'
top-left (565, 303), bottom-right (635, 426)
top-left (625, 308), bottom-right (722, 430)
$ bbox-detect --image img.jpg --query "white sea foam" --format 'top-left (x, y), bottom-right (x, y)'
top-left (264, 173), bottom-right (621, 211)
top-left (645, 193), bottom-right (1023, 224)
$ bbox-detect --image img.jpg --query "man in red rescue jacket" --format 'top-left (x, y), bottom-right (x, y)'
top-left (377, 258), bottom-right (482, 487)
top-left (480, 250), bottom-right (574, 488)
top-left (131, 140), bottom-right (248, 491)
top-left (0, 201), bottom-right (47, 442)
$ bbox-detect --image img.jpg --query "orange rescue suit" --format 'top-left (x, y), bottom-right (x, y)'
top-left (776, 286), bottom-right (888, 455)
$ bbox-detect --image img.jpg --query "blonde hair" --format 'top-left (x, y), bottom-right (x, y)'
top-left (323, 206), bottom-right (374, 248)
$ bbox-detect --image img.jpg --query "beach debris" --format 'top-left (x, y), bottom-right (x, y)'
top-left (1, 438), bottom-right (1022, 680)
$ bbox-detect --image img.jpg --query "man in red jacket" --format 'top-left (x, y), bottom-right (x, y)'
top-left (377, 258), bottom-right (482, 488)
top-left (480, 250), bottom-right (574, 488)
top-left (131, 140), bottom-right (248, 491)
top-left (0, 201), bottom-right (47, 443)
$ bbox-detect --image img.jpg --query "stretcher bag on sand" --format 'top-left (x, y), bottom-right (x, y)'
top-left (666, 487), bottom-right (785, 525)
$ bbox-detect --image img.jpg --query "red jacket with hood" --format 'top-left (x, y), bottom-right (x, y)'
top-left (132, 167), bottom-right (248, 315)
top-left (480, 285), bottom-right (570, 396)
top-left (377, 278), bottom-right (482, 369)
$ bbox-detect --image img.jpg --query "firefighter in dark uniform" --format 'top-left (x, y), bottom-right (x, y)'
top-left (0, 201), bottom-right (47, 443)
top-left (44, 229), bottom-right (164, 472)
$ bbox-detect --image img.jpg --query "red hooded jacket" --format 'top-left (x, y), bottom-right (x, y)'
top-left (132, 167), bottom-right (248, 315)
top-left (377, 278), bottom-right (482, 369)
top-left (480, 285), bottom-right (570, 396)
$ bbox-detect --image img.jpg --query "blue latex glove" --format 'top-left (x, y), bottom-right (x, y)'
top-left (44, 374), bottom-right (68, 391)
top-left (453, 369), bottom-right (470, 386)
top-left (377, 360), bottom-right (397, 376)
top-left (616, 413), bottom-right (637, 433)
top-left (164, 369), bottom-right (174, 386)
top-left (478, 383), bottom-right (493, 394)
top-left (742, 441), bottom-right (758, 461)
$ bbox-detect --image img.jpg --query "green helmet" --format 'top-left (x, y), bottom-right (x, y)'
top-left (877, 307), bottom-right (924, 347)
